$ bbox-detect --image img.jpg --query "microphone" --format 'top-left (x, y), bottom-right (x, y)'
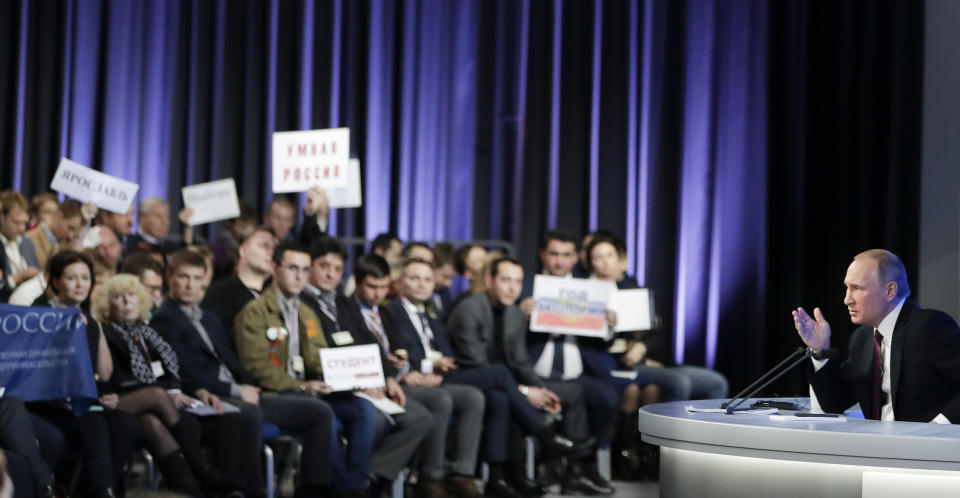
top-left (721, 345), bottom-right (833, 413)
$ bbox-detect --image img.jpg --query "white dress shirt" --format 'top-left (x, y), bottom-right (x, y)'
top-left (531, 272), bottom-right (584, 380)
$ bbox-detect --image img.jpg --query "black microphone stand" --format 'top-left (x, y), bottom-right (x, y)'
top-left (721, 347), bottom-right (815, 414)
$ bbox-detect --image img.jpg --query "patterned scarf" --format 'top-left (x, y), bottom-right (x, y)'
top-left (115, 321), bottom-right (181, 384)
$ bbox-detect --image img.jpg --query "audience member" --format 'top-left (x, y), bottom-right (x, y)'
top-left (299, 238), bottom-right (433, 496)
top-left (124, 198), bottom-right (194, 255)
top-left (370, 233), bottom-right (403, 270)
top-left (0, 396), bottom-right (54, 497)
top-left (447, 256), bottom-right (611, 494)
top-left (149, 250), bottom-right (271, 497)
top-left (263, 197), bottom-right (297, 241)
top-left (28, 193), bottom-right (59, 230)
top-left (120, 252), bottom-right (166, 311)
top-left (432, 242), bottom-right (457, 321)
top-left (586, 233), bottom-right (728, 403)
top-left (92, 274), bottom-right (247, 496)
top-left (209, 200), bottom-right (257, 279)
top-left (201, 227), bottom-right (277, 336)
top-left (299, 186), bottom-right (331, 247)
top-left (25, 199), bottom-right (85, 268)
top-left (234, 240), bottom-right (378, 496)
top-left (0, 190), bottom-right (40, 293)
top-left (30, 250), bottom-right (141, 498)
top-left (83, 225), bottom-right (124, 271)
top-left (389, 258), bottom-right (588, 497)
top-left (96, 206), bottom-right (134, 254)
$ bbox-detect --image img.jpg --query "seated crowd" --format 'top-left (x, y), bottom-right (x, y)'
top-left (0, 188), bottom-right (728, 498)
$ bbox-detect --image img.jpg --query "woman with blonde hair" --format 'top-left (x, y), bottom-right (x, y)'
top-left (92, 274), bottom-right (242, 496)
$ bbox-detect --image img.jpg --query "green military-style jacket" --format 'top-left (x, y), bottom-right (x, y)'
top-left (234, 286), bottom-right (329, 392)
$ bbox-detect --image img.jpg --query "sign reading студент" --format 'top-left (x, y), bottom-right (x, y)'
top-left (272, 128), bottom-right (350, 193)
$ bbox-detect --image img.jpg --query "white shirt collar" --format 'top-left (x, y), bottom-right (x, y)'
top-left (139, 231), bottom-right (161, 245)
top-left (876, 298), bottom-right (906, 340)
top-left (400, 296), bottom-right (425, 314)
top-left (0, 232), bottom-right (22, 247)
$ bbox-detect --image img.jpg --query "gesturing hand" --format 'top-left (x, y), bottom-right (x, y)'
top-left (792, 306), bottom-right (831, 352)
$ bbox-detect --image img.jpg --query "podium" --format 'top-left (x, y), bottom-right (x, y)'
top-left (639, 399), bottom-right (960, 497)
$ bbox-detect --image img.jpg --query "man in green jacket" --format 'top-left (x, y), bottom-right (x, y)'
top-left (236, 240), bottom-right (379, 497)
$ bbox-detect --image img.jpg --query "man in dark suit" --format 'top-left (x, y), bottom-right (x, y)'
top-left (299, 237), bottom-right (433, 496)
top-left (149, 250), bottom-right (267, 496)
top-left (448, 256), bottom-right (612, 495)
top-left (794, 249), bottom-right (960, 422)
top-left (124, 197), bottom-right (202, 256)
top-left (389, 257), bottom-right (588, 498)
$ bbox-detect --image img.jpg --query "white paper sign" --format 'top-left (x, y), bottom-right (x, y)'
top-left (327, 158), bottom-right (363, 208)
top-left (608, 288), bottom-right (653, 331)
top-left (181, 178), bottom-right (241, 225)
top-left (272, 127), bottom-right (350, 193)
top-left (49, 158), bottom-right (139, 214)
top-left (319, 344), bottom-right (385, 391)
top-left (529, 275), bottom-right (616, 337)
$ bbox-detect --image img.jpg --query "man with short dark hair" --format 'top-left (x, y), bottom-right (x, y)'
top-left (264, 198), bottom-right (296, 241)
top-left (149, 249), bottom-right (264, 496)
top-left (370, 233), bottom-right (403, 269)
top-left (448, 256), bottom-right (612, 495)
top-left (25, 199), bottom-right (85, 268)
top-left (235, 240), bottom-right (379, 496)
top-left (201, 227), bottom-right (277, 337)
top-left (794, 249), bottom-right (960, 423)
top-left (390, 258), bottom-right (589, 497)
top-left (300, 237), bottom-right (433, 495)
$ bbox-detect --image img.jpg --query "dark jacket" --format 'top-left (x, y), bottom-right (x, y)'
top-left (300, 291), bottom-right (400, 378)
top-left (382, 297), bottom-right (455, 375)
top-left (808, 300), bottom-right (960, 423)
top-left (101, 322), bottom-right (181, 393)
top-left (151, 299), bottom-right (256, 397)
top-left (446, 292), bottom-right (542, 387)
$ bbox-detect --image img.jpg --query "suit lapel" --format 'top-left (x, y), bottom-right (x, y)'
top-left (889, 301), bottom-right (915, 407)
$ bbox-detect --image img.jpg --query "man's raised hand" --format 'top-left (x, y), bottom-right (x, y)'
top-left (792, 306), bottom-right (831, 352)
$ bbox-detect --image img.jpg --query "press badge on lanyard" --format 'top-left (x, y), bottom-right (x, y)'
top-left (151, 361), bottom-right (165, 378)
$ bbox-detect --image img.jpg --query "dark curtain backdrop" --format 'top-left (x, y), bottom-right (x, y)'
top-left (0, 0), bottom-right (924, 392)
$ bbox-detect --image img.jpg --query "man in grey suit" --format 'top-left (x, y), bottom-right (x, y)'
top-left (447, 256), bottom-right (612, 495)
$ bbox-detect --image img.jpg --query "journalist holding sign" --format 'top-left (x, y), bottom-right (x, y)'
top-left (793, 249), bottom-right (960, 423)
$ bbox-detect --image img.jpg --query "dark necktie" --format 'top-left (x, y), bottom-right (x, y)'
top-left (417, 311), bottom-right (435, 349)
top-left (550, 336), bottom-right (565, 380)
top-left (872, 329), bottom-right (884, 420)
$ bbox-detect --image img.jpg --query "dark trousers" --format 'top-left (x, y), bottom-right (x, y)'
top-left (541, 380), bottom-right (590, 442)
top-left (573, 375), bottom-right (620, 448)
top-left (196, 407), bottom-right (262, 495)
top-left (326, 396), bottom-right (378, 493)
top-left (445, 364), bottom-right (547, 464)
top-left (29, 404), bottom-right (140, 494)
top-left (0, 397), bottom-right (53, 491)
top-left (239, 392), bottom-right (339, 489)
top-left (4, 450), bottom-right (34, 497)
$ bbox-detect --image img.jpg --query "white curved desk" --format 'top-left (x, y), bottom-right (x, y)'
top-left (639, 399), bottom-right (960, 497)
